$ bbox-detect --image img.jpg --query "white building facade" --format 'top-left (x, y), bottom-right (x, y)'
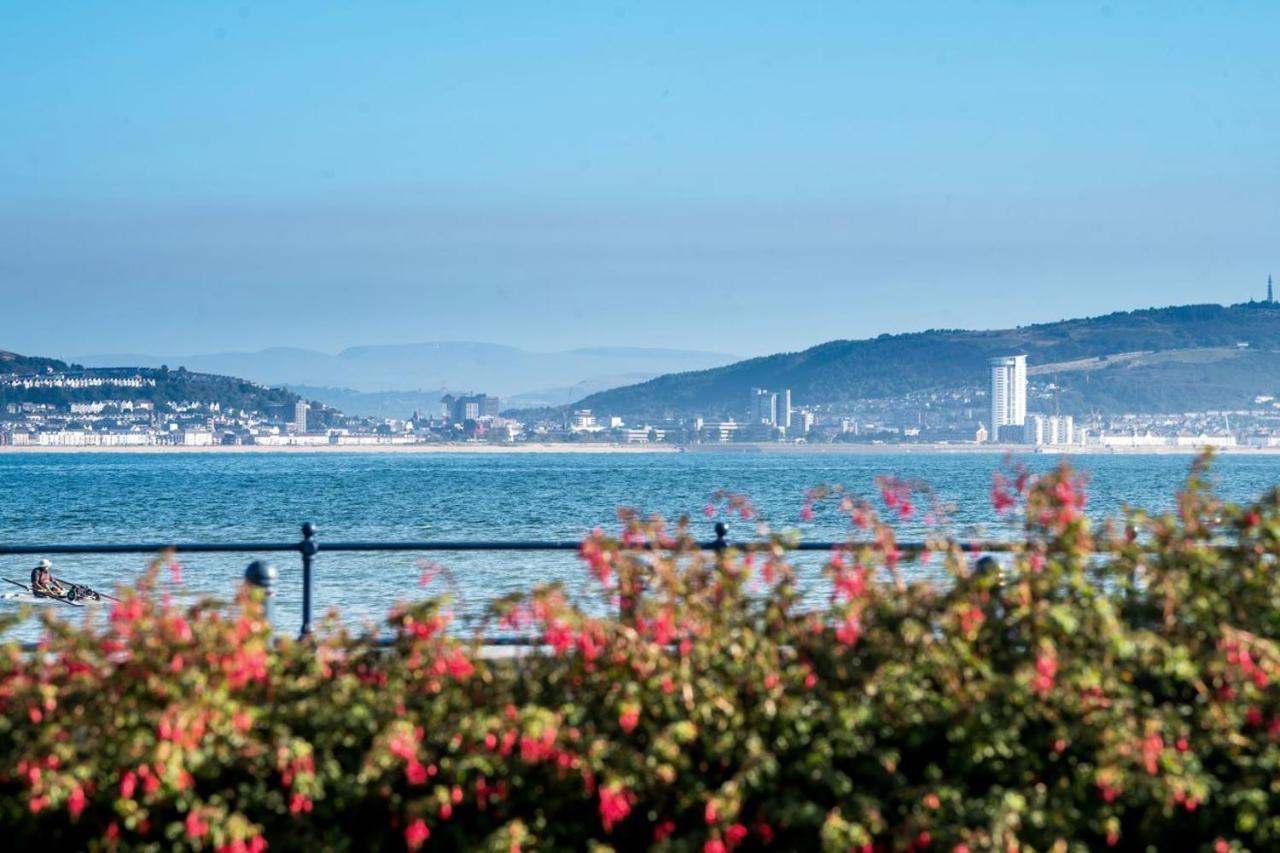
top-left (1024, 414), bottom-right (1076, 446)
top-left (989, 355), bottom-right (1027, 442)
top-left (293, 401), bottom-right (309, 435)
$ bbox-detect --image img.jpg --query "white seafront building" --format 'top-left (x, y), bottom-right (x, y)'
top-left (989, 355), bottom-right (1027, 442)
top-left (1024, 414), bottom-right (1077, 446)
top-left (293, 400), bottom-right (309, 435)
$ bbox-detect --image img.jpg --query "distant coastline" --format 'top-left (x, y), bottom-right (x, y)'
top-left (0, 442), bottom-right (679, 455)
top-left (2, 442), bottom-right (1277, 456)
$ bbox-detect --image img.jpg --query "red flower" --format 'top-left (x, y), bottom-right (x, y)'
top-left (185, 810), bottom-right (209, 839)
top-left (599, 785), bottom-right (633, 832)
top-left (619, 707), bottom-right (640, 734)
top-left (726, 823), bottom-right (748, 845)
top-left (835, 615), bottom-right (861, 647)
top-left (991, 474), bottom-right (1016, 513)
top-left (119, 771), bottom-right (137, 800)
top-left (66, 785), bottom-right (86, 819)
top-left (704, 841), bottom-right (727, 853)
top-left (404, 818), bottom-right (430, 850)
top-left (654, 820), bottom-right (676, 841)
top-left (1033, 651), bottom-right (1058, 696)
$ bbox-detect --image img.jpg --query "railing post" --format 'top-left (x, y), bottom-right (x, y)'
top-left (300, 522), bottom-right (317, 637)
top-left (244, 560), bottom-right (278, 622)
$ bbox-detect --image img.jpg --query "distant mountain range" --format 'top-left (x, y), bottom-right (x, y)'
top-left (573, 303), bottom-right (1280, 419)
top-left (73, 343), bottom-right (737, 415)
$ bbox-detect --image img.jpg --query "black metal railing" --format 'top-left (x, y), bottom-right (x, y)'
top-left (0, 521), bottom-right (1024, 639)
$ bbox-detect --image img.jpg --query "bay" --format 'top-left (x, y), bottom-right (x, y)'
top-left (1, 451), bottom-right (1277, 641)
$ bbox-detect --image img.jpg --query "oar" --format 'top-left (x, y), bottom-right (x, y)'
top-left (2, 577), bottom-right (30, 592)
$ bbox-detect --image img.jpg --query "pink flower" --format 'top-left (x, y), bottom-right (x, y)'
top-left (619, 707), bottom-right (640, 734)
top-left (835, 615), bottom-right (861, 647)
top-left (599, 785), bottom-right (633, 832)
top-left (67, 785), bottom-right (85, 819)
top-left (185, 810), bottom-right (209, 839)
top-left (1033, 651), bottom-right (1057, 696)
top-left (800, 504), bottom-right (814, 522)
top-left (119, 770), bottom-right (137, 799)
top-left (991, 474), bottom-right (1016, 513)
top-left (404, 818), bottom-right (430, 850)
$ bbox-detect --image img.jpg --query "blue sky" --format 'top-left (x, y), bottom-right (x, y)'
top-left (2, 2), bottom-right (1277, 359)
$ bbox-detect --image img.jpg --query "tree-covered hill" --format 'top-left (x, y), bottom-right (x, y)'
top-left (572, 302), bottom-right (1280, 418)
top-left (0, 350), bottom-right (69, 375)
top-left (0, 357), bottom-right (301, 415)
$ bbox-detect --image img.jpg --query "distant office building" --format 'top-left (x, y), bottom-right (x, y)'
top-left (701, 419), bottom-right (741, 443)
top-left (751, 388), bottom-right (776, 425)
top-left (441, 393), bottom-right (501, 422)
top-left (1024, 414), bottom-right (1075, 446)
top-left (293, 400), bottom-right (309, 435)
top-left (797, 408), bottom-right (814, 434)
top-left (750, 387), bottom-right (793, 431)
top-left (570, 409), bottom-right (599, 432)
top-left (989, 355), bottom-right (1027, 442)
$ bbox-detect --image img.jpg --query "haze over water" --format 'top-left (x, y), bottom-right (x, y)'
top-left (2, 451), bottom-right (1275, 641)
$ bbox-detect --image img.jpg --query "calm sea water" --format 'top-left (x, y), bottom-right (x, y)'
top-left (1, 451), bottom-right (1277, 640)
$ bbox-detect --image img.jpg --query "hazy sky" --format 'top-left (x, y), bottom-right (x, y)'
top-left (2, 2), bottom-right (1277, 360)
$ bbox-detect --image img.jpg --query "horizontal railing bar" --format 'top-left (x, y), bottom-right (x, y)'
top-left (0, 543), bottom-right (306, 555)
top-left (0, 540), bottom-right (1028, 557)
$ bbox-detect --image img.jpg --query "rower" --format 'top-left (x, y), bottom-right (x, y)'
top-left (30, 559), bottom-right (65, 598)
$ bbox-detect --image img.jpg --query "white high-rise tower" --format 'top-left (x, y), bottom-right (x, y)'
top-left (989, 355), bottom-right (1027, 442)
top-left (294, 400), bottom-right (309, 435)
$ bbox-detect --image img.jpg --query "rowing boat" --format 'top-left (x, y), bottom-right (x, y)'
top-left (2, 577), bottom-right (87, 607)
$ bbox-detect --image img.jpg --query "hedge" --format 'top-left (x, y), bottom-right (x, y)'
top-left (1, 457), bottom-right (1278, 851)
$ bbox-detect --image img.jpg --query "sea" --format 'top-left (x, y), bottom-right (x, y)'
top-left (1, 451), bottom-right (1277, 642)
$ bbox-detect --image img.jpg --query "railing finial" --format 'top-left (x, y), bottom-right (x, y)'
top-left (713, 522), bottom-right (729, 552)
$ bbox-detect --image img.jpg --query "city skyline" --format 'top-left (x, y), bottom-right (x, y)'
top-left (3, 3), bottom-right (1278, 358)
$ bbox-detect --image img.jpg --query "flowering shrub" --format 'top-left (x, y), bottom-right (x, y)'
top-left (2, 456), bottom-right (1280, 851)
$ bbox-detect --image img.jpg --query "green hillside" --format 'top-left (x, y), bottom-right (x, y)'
top-left (0, 350), bottom-right (69, 375)
top-left (0, 358), bottom-right (301, 415)
top-left (574, 302), bottom-right (1280, 418)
